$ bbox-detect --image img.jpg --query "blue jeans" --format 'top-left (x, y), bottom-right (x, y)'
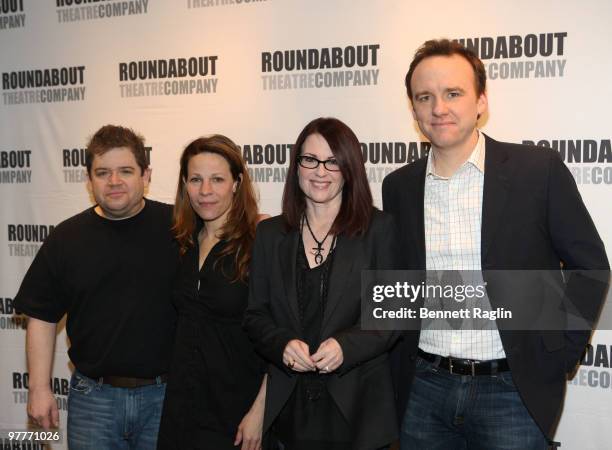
top-left (67, 371), bottom-right (166, 450)
top-left (400, 356), bottom-right (549, 450)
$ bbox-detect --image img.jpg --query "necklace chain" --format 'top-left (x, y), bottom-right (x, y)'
top-left (303, 214), bottom-right (332, 265)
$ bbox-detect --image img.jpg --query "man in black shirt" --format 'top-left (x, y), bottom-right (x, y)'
top-left (15, 125), bottom-right (179, 450)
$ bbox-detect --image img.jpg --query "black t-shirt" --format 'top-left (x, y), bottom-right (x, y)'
top-left (14, 199), bottom-right (180, 378)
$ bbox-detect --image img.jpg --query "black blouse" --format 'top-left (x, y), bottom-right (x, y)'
top-left (273, 236), bottom-right (352, 450)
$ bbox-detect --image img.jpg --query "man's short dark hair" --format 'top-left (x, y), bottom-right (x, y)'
top-left (85, 125), bottom-right (148, 176)
top-left (405, 39), bottom-right (486, 100)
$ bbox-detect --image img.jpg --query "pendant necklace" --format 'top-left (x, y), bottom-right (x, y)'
top-left (304, 214), bottom-right (332, 265)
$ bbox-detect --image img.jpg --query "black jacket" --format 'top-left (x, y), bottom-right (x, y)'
top-left (382, 134), bottom-right (610, 438)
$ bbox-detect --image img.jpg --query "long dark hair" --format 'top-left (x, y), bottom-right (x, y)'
top-left (282, 117), bottom-right (373, 236)
top-left (173, 135), bottom-right (258, 282)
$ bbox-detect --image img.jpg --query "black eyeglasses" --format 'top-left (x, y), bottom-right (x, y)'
top-left (297, 155), bottom-right (341, 172)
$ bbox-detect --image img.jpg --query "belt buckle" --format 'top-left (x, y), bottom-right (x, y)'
top-left (449, 357), bottom-right (476, 376)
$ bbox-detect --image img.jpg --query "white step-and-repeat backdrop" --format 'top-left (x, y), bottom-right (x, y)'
top-left (1, 1), bottom-right (610, 449)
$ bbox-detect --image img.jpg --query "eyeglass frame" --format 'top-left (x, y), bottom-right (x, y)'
top-left (296, 155), bottom-right (341, 172)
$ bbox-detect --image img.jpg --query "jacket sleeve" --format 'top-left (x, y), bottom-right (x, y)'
top-left (546, 151), bottom-right (610, 372)
top-left (243, 224), bottom-right (299, 373)
top-left (334, 212), bottom-right (401, 374)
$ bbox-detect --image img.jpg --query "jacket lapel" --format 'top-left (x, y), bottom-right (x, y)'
top-left (322, 234), bottom-right (358, 334)
top-left (407, 162), bottom-right (427, 269)
top-left (279, 230), bottom-right (301, 328)
top-left (481, 136), bottom-right (511, 263)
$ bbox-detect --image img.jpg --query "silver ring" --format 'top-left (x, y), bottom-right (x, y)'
top-left (325, 365), bottom-right (329, 372)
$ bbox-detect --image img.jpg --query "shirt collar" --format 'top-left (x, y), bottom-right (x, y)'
top-left (426, 131), bottom-right (486, 178)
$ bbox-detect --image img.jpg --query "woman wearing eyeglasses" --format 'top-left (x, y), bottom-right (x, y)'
top-left (244, 117), bottom-right (399, 450)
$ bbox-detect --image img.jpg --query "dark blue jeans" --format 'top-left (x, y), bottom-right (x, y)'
top-left (67, 371), bottom-right (166, 450)
top-left (400, 356), bottom-right (549, 450)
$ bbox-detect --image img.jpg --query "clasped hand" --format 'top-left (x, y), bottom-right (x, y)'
top-left (282, 338), bottom-right (343, 373)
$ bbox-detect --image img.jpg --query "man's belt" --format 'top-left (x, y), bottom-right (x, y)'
top-left (418, 349), bottom-right (509, 376)
top-left (98, 374), bottom-right (168, 388)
